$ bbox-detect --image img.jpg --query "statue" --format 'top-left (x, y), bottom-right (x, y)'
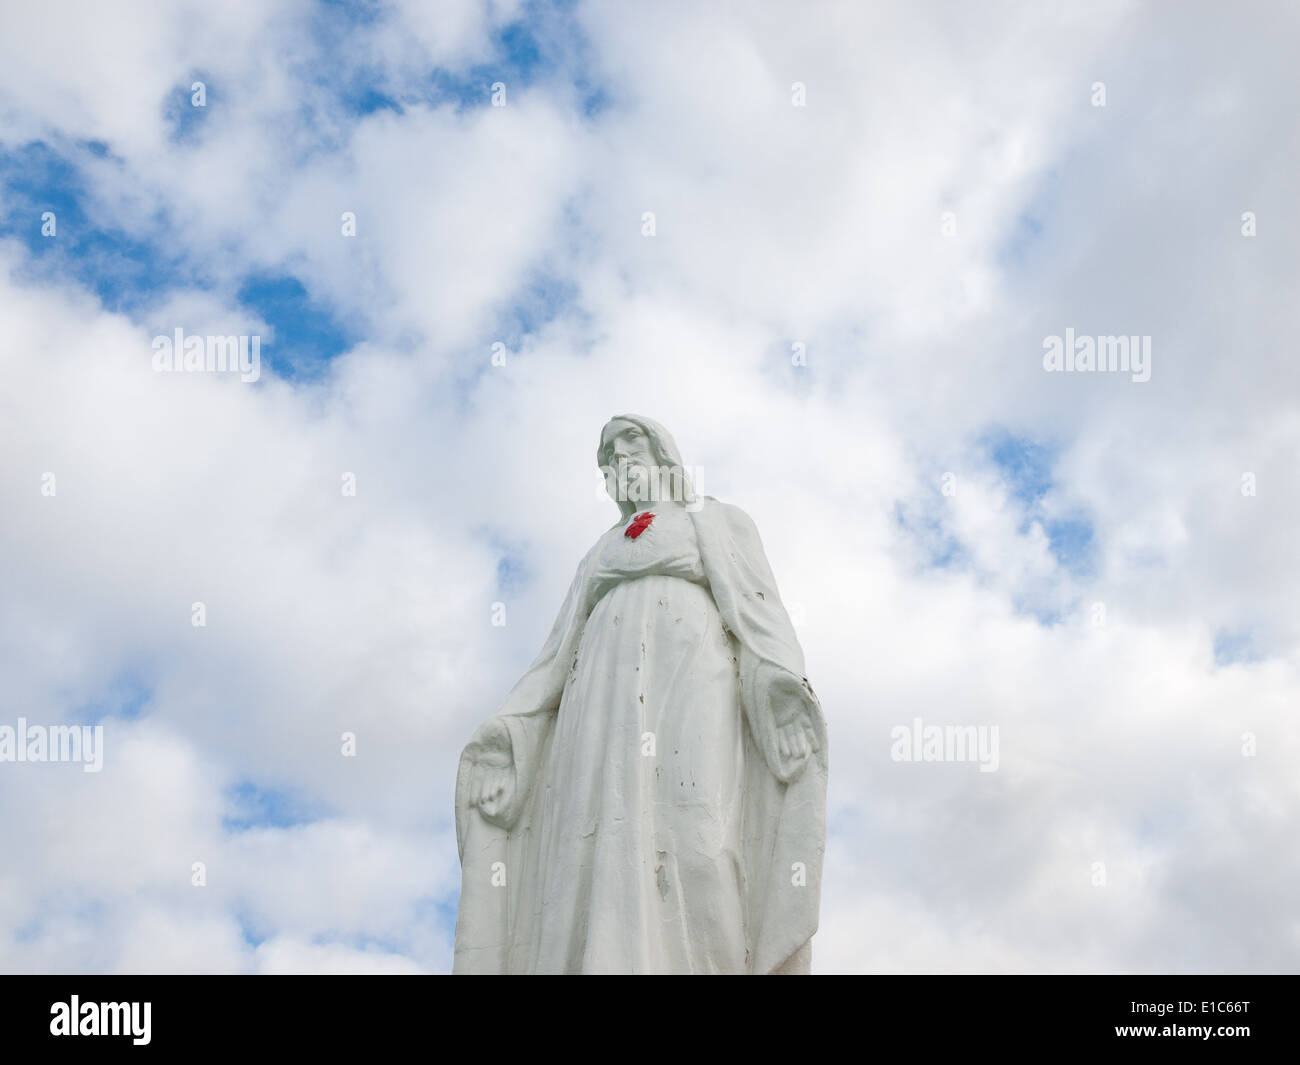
top-left (453, 415), bottom-right (828, 974)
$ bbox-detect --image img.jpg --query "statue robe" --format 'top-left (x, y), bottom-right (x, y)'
top-left (453, 497), bottom-right (828, 974)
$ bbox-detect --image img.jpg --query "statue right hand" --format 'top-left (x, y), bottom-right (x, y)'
top-left (470, 756), bottom-right (515, 822)
top-left (466, 720), bottom-right (516, 824)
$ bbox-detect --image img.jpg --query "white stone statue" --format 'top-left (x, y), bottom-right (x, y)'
top-left (453, 415), bottom-right (827, 974)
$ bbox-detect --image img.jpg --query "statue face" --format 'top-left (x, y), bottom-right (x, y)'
top-left (602, 419), bottom-right (656, 480)
top-left (600, 418), bottom-right (668, 508)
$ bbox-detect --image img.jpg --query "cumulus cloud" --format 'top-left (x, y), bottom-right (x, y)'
top-left (0, 0), bottom-right (1296, 974)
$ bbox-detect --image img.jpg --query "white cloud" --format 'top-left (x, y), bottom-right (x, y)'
top-left (0, 0), bottom-right (1297, 973)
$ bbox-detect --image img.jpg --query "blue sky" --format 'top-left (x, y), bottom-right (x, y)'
top-left (1, 0), bottom-right (1297, 975)
top-left (0, 0), bottom-right (596, 380)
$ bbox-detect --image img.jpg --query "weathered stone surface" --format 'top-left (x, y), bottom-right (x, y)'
top-left (454, 415), bottom-right (826, 974)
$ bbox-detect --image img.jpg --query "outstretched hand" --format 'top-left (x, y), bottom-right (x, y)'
top-left (466, 720), bottom-right (516, 823)
top-left (763, 668), bottom-right (822, 781)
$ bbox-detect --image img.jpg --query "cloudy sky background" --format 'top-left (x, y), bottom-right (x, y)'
top-left (1, 0), bottom-right (1297, 973)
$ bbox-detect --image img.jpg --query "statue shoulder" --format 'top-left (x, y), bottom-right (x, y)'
top-left (570, 521), bottom-right (626, 576)
top-left (694, 497), bottom-right (759, 536)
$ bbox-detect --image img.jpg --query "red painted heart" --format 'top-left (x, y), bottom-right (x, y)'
top-left (625, 511), bottom-right (655, 539)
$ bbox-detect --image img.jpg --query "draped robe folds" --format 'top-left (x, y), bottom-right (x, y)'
top-left (453, 497), bottom-right (828, 974)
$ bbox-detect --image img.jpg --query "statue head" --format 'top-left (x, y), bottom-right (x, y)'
top-left (597, 414), bottom-right (698, 520)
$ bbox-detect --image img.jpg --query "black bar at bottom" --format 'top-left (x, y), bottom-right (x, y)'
top-left (0, 975), bottom-right (1291, 1053)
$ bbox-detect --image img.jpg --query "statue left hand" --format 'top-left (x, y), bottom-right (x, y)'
top-left (764, 668), bottom-right (822, 781)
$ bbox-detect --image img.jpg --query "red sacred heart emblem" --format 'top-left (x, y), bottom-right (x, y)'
top-left (625, 511), bottom-right (655, 539)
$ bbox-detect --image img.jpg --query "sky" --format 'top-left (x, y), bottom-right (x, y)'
top-left (0, 0), bottom-right (1297, 973)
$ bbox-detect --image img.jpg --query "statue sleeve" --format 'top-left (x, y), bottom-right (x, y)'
top-left (454, 537), bottom-right (601, 856)
top-left (452, 538), bottom-right (605, 973)
top-left (692, 500), bottom-right (827, 781)
top-left (693, 499), bottom-right (828, 973)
